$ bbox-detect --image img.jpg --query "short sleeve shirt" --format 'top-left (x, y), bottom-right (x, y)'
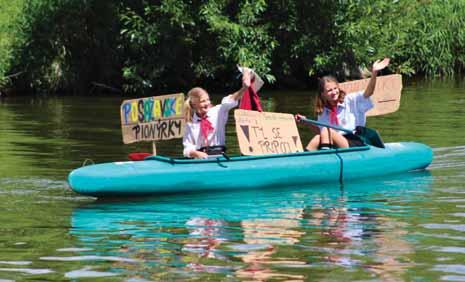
top-left (317, 91), bottom-right (373, 132)
top-left (183, 95), bottom-right (238, 157)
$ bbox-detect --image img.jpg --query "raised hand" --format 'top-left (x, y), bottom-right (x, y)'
top-left (241, 68), bottom-right (252, 88)
top-left (230, 67), bottom-right (253, 101)
top-left (372, 58), bottom-right (390, 73)
top-left (364, 58), bottom-right (390, 98)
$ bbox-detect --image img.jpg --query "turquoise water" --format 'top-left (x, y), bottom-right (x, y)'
top-left (0, 79), bottom-right (464, 281)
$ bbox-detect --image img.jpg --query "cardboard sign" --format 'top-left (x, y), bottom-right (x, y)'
top-left (339, 74), bottom-right (402, 116)
top-left (235, 110), bottom-right (303, 156)
top-left (120, 93), bottom-right (185, 144)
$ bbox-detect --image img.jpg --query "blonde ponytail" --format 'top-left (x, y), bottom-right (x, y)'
top-left (184, 97), bottom-right (194, 123)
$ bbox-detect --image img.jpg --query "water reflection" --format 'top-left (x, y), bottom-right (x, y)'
top-left (67, 171), bottom-right (432, 280)
top-left (2, 80), bottom-right (465, 280)
top-left (305, 190), bottom-right (417, 281)
top-left (234, 206), bottom-right (305, 281)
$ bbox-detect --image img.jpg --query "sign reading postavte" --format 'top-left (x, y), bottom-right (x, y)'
top-left (120, 93), bottom-right (185, 144)
top-left (339, 74), bottom-right (402, 117)
top-left (235, 110), bottom-right (303, 156)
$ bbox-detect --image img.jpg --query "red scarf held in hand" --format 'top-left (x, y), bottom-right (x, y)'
top-left (239, 76), bottom-right (263, 112)
top-left (329, 105), bottom-right (339, 125)
top-left (200, 115), bottom-right (214, 145)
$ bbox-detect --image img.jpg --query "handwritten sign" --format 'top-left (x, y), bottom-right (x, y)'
top-left (339, 74), bottom-right (402, 116)
top-left (235, 110), bottom-right (303, 156)
top-left (120, 93), bottom-right (185, 144)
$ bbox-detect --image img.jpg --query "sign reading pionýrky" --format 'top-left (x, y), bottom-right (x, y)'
top-left (120, 93), bottom-right (185, 144)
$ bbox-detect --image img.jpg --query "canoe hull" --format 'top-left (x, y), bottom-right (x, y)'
top-left (68, 142), bottom-right (433, 197)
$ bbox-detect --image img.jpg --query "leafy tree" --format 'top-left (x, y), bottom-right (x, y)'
top-left (405, 1), bottom-right (465, 76)
top-left (9, 0), bottom-right (121, 93)
top-left (0, 0), bottom-right (24, 90)
top-left (119, 0), bottom-right (276, 93)
top-left (2, 0), bottom-right (465, 95)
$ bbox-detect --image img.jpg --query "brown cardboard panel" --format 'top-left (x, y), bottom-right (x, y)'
top-left (120, 93), bottom-right (185, 144)
top-left (235, 110), bottom-right (303, 156)
top-left (339, 74), bottom-right (402, 116)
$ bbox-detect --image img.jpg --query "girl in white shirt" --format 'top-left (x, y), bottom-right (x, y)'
top-left (183, 69), bottom-right (251, 159)
top-left (296, 58), bottom-right (390, 151)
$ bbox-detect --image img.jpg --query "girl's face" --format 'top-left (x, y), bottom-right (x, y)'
top-left (192, 91), bottom-right (211, 116)
top-left (322, 81), bottom-right (340, 105)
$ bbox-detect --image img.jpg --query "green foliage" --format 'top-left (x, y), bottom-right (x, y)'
top-left (1, 0), bottom-right (465, 94)
top-left (265, 1), bottom-right (339, 85)
top-left (119, 0), bottom-right (277, 94)
top-left (405, 1), bottom-right (465, 76)
top-left (201, 1), bottom-right (276, 81)
top-left (307, 0), bottom-right (418, 79)
top-left (305, 0), bottom-right (465, 78)
top-left (119, 0), bottom-right (199, 93)
top-left (8, 0), bottom-right (121, 93)
top-left (0, 0), bottom-right (24, 86)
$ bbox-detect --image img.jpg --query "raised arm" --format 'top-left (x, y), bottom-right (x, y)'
top-left (364, 58), bottom-right (390, 98)
top-left (230, 68), bottom-right (252, 101)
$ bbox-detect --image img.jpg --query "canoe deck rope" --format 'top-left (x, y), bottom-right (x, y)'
top-left (335, 151), bottom-right (344, 185)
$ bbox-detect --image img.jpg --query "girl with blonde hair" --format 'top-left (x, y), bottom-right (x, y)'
top-left (183, 69), bottom-right (251, 159)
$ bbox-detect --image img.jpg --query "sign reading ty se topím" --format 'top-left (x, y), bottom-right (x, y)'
top-left (235, 109), bottom-right (303, 156)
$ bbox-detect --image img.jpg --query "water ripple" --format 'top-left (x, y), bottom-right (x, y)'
top-left (422, 224), bottom-right (465, 232)
top-left (65, 267), bottom-right (119, 278)
top-left (0, 268), bottom-right (54, 275)
top-left (416, 233), bottom-right (465, 242)
top-left (57, 247), bottom-right (93, 252)
top-left (440, 275), bottom-right (465, 282)
top-left (433, 264), bottom-right (465, 274)
top-left (40, 255), bottom-right (140, 263)
top-left (430, 146), bottom-right (465, 169)
top-left (0, 261), bottom-right (31, 265)
top-left (437, 247), bottom-right (465, 254)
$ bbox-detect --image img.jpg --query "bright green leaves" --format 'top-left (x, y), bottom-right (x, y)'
top-left (2, 0), bottom-right (465, 94)
top-left (201, 0), bottom-right (276, 82)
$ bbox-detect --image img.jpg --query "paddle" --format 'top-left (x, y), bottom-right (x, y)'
top-left (298, 117), bottom-right (385, 148)
top-left (298, 117), bottom-right (352, 134)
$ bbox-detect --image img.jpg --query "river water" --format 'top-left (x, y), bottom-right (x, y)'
top-left (0, 78), bottom-right (464, 281)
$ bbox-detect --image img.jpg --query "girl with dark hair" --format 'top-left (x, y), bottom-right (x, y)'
top-left (296, 58), bottom-right (390, 151)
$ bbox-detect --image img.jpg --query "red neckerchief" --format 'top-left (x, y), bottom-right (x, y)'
top-left (329, 104), bottom-right (339, 125)
top-left (200, 114), bottom-right (214, 145)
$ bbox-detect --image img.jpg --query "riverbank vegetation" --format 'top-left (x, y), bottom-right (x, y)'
top-left (1, 0), bottom-right (464, 95)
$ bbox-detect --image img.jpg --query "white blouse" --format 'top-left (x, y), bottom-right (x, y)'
top-left (183, 95), bottom-right (238, 157)
top-left (318, 91), bottom-right (373, 133)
